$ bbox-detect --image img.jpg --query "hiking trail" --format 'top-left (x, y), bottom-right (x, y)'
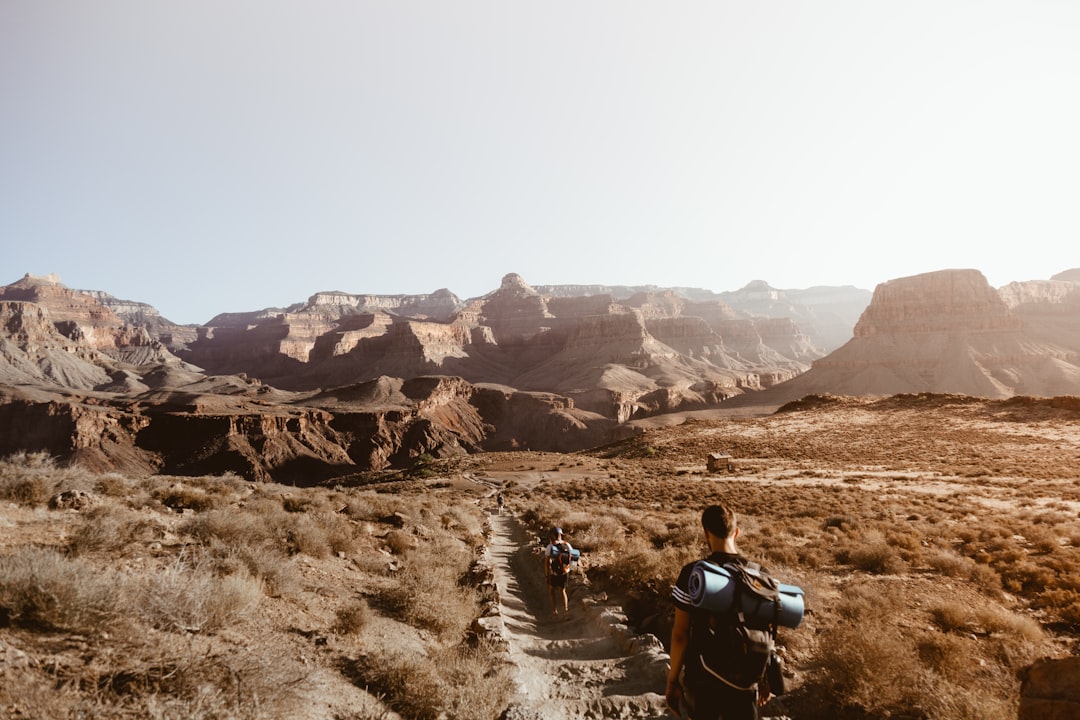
top-left (486, 510), bottom-right (670, 720)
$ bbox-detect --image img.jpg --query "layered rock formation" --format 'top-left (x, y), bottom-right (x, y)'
top-left (176, 272), bottom-right (817, 420)
top-left (14, 266), bottom-right (1080, 481)
top-left (732, 268), bottom-right (1080, 406)
top-left (539, 278), bottom-right (871, 355)
top-left (0, 270), bottom-right (831, 479)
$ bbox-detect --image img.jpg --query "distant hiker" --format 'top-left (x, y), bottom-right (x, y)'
top-left (497, 492), bottom-right (504, 515)
top-left (544, 527), bottom-right (575, 616)
top-left (666, 503), bottom-right (790, 720)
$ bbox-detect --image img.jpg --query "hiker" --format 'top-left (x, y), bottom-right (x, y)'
top-left (543, 527), bottom-right (575, 616)
top-left (666, 503), bottom-right (776, 720)
top-left (497, 492), bottom-right (504, 515)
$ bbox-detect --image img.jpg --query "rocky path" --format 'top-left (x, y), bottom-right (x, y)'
top-left (487, 511), bottom-right (670, 720)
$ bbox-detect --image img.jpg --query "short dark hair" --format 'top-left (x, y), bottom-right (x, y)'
top-left (701, 504), bottom-right (737, 539)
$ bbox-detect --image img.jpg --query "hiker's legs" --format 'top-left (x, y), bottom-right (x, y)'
top-left (549, 574), bottom-right (568, 614)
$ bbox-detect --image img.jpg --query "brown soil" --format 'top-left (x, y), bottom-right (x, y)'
top-left (3, 393), bottom-right (1078, 718)
top-left (486, 511), bottom-right (668, 719)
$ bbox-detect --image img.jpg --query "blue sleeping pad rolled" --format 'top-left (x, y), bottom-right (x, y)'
top-left (688, 561), bottom-right (804, 628)
top-left (548, 545), bottom-right (581, 562)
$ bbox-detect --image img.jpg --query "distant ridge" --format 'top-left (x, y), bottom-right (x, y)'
top-left (2, 267), bottom-right (1079, 480)
top-left (723, 268), bottom-right (1080, 407)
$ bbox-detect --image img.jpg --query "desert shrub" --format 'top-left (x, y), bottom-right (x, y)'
top-left (926, 548), bottom-right (977, 578)
top-left (751, 529), bottom-right (802, 567)
top-left (204, 538), bottom-right (299, 598)
top-left (0, 546), bottom-right (125, 632)
top-left (794, 543), bottom-right (832, 569)
top-left (917, 631), bottom-right (976, 682)
top-left (976, 603), bottom-right (1044, 640)
top-left (573, 514), bottom-right (627, 554)
top-left (282, 512), bottom-right (336, 558)
top-left (999, 559), bottom-right (1057, 594)
top-left (66, 504), bottom-right (164, 556)
top-left (338, 491), bottom-right (406, 521)
top-left (321, 512), bottom-right (360, 555)
top-left (0, 666), bottom-right (95, 720)
top-left (1024, 524), bottom-right (1060, 554)
top-left (353, 642), bottom-right (510, 720)
top-left (929, 601), bottom-right (972, 633)
top-left (334, 598), bottom-right (372, 635)
top-left (180, 505), bottom-right (278, 548)
top-left (138, 551), bottom-right (263, 633)
top-left (280, 492), bottom-right (322, 513)
top-left (0, 451), bottom-right (58, 505)
top-left (812, 611), bottom-right (927, 714)
top-left (518, 495), bottom-right (574, 541)
top-left (968, 561), bottom-right (1003, 592)
top-left (93, 472), bottom-right (133, 497)
top-left (134, 641), bottom-right (307, 720)
top-left (599, 535), bottom-right (695, 596)
top-left (1034, 587), bottom-right (1080, 626)
top-left (823, 514), bottom-right (856, 532)
top-left (805, 579), bottom-right (1031, 720)
top-left (384, 529), bottom-right (416, 555)
top-left (151, 483), bottom-right (220, 512)
top-left (438, 642), bottom-right (514, 719)
top-left (604, 506), bottom-right (668, 543)
top-left (383, 535), bottom-right (477, 639)
top-left (439, 505), bottom-right (486, 548)
top-left (839, 532), bottom-right (907, 574)
top-left (354, 648), bottom-right (446, 720)
top-left (180, 500), bottom-right (355, 558)
top-left (816, 604), bottom-right (1010, 720)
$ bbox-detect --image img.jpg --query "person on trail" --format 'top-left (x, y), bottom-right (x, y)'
top-left (497, 492), bottom-right (504, 515)
top-left (665, 503), bottom-right (776, 720)
top-left (543, 527), bottom-right (575, 616)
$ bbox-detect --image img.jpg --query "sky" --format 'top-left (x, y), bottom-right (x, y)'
top-left (2, 2), bottom-right (1078, 325)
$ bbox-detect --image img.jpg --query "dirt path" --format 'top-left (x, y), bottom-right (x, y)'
top-left (487, 511), bottom-right (670, 720)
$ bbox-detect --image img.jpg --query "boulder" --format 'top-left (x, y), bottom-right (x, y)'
top-left (1019, 656), bottom-right (1080, 720)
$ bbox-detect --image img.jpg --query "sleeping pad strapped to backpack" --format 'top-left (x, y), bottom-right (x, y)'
top-left (548, 541), bottom-right (577, 575)
top-left (690, 559), bottom-right (800, 691)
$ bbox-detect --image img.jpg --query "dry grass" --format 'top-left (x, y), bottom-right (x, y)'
top-left (350, 642), bottom-right (512, 720)
top-left (2, 395), bottom-right (1079, 718)
top-left (138, 550), bottom-right (263, 633)
top-left (0, 463), bottom-right (497, 718)
top-left (509, 396), bottom-right (1080, 719)
top-left (0, 546), bottom-right (126, 633)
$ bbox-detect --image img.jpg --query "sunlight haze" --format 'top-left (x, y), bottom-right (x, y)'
top-left (2, 1), bottom-right (1077, 324)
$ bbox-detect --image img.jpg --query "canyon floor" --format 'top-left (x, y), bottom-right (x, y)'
top-left (2, 394), bottom-right (1079, 719)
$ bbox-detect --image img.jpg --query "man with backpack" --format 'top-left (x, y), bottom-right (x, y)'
top-left (544, 527), bottom-right (575, 617)
top-left (666, 504), bottom-right (780, 720)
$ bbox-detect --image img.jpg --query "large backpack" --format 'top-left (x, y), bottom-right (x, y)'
top-left (692, 561), bottom-right (781, 690)
top-left (548, 541), bottom-right (573, 575)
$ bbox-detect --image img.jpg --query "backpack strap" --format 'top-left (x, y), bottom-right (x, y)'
top-left (697, 655), bottom-right (759, 692)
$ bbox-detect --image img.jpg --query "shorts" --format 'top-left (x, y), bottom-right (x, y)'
top-left (681, 671), bottom-right (758, 720)
top-left (548, 573), bottom-right (568, 588)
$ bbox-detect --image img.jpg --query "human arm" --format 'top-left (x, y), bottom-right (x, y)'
top-left (665, 607), bottom-right (691, 716)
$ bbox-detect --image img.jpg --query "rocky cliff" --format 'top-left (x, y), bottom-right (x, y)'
top-left (730, 268), bottom-right (1080, 405)
top-left (176, 272), bottom-right (812, 413)
top-left (10, 267), bottom-right (1078, 481)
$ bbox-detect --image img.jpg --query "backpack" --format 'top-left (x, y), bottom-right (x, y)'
top-left (548, 541), bottom-right (573, 575)
top-left (692, 561), bottom-right (781, 691)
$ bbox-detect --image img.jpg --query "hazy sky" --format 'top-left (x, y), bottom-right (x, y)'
top-left (2, 2), bottom-right (1078, 324)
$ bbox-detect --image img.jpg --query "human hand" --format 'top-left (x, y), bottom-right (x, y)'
top-left (757, 683), bottom-right (773, 707)
top-left (665, 681), bottom-right (684, 717)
